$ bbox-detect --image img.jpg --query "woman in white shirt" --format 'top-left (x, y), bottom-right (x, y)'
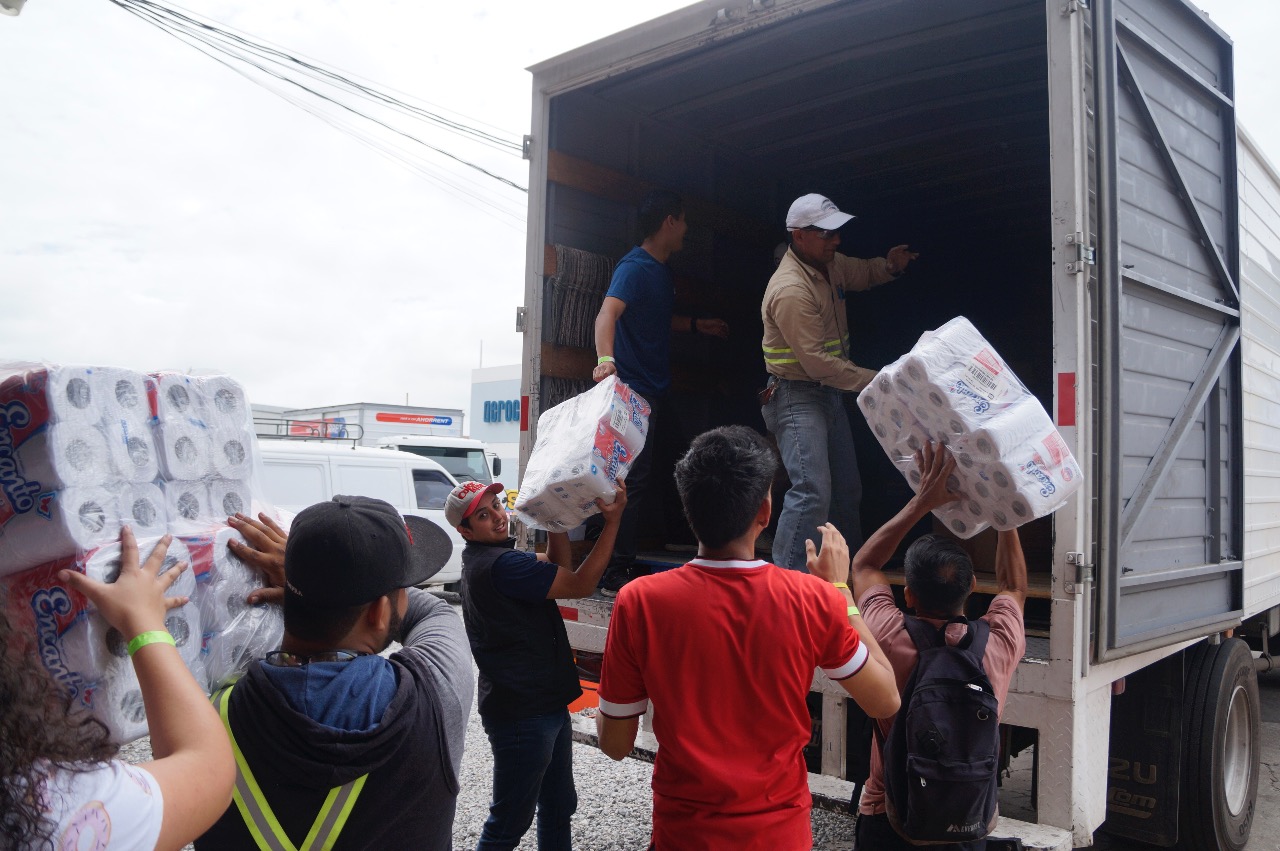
top-left (2, 527), bottom-right (235, 850)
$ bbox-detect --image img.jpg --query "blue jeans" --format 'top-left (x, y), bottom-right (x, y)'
top-left (477, 708), bottom-right (577, 851)
top-left (761, 378), bottom-right (863, 571)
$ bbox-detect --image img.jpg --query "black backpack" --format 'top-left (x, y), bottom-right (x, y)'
top-left (880, 615), bottom-right (1000, 845)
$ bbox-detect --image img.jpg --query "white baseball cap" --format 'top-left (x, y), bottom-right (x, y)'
top-left (786, 194), bottom-right (855, 231)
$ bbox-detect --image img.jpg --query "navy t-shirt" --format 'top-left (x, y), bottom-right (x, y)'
top-left (606, 246), bottom-right (675, 399)
top-left (493, 549), bottom-right (558, 602)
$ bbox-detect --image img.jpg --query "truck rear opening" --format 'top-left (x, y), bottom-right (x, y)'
top-left (535, 0), bottom-right (1057, 638)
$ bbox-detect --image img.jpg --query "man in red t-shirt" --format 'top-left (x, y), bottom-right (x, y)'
top-left (852, 442), bottom-right (1028, 851)
top-left (595, 425), bottom-right (901, 851)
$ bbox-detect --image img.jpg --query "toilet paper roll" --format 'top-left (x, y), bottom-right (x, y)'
top-left (119, 483), bottom-right (168, 539)
top-left (92, 668), bottom-right (150, 743)
top-left (15, 422), bottom-right (116, 490)
top-left (952, 397), bottom-right (1058, 464)
top-left (208, 428), bottom-right (253, 480)
top-left (164, 602), bottom-right (203, 669)
top-left (101, 417), bottom-right (160, 484)
top-left (204, 604), bottom-right (283, 690)
top-left (83, 536), bottom-right (195, 597)
top-left (157, 422), bottom-right (212, 480)
top-left (46, 366), bottom-right (105, 425)
top-left (197, 375), bottom-right (250, 426)
top-left (95, 368), bottom-right (153, 426)
top-left (164, 480), bottom-right (215, 533)
top-left (152, 373), bottom-right (203, 423)
top-left (0, 486), bottom-right (122, 577)
top-left (208, 478), bottom-right (251, 520)
top-left (198, 527), bottom-right (257, 632)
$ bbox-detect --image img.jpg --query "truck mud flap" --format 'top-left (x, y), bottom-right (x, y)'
top-left (1100, 651), bottom-right (1182, 845)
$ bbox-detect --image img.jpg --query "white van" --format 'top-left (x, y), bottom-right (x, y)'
top-left (256, 440), bottom-right (464, 586)
top-left (376, 435), bottom-right (500, 485)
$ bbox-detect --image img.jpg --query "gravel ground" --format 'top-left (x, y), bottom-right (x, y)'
top-left (119, 671), bottom-right (861, 850)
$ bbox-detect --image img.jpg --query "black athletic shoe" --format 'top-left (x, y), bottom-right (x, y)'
top-left (597, 564), bottom-right (635, 598)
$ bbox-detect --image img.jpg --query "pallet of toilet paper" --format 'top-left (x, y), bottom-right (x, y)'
top-left (857, 317), bottom-right (1083, 539)
top-left (0, 362), bottom-right (283, 742)
top-left (514, 376), bottom-right (650, 532)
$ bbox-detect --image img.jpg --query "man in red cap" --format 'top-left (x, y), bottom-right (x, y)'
top-left (448, 478), bottom-right (627, 851)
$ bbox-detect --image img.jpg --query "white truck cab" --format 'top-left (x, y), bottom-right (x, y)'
top-left (257, 440), bottom-right (464, 586)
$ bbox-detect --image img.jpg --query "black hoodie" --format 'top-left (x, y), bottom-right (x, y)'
top-left (195, 589), bottom-right (473, 850)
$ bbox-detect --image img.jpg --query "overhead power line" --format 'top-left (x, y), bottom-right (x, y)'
top-left (107, 0), bottom-right (530, 220)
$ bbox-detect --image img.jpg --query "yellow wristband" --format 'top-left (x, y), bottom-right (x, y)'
top-left (597, 356), bottom-right (615, 365)
top-left (833, 582), bottom-right (849, 590)
top-left (847, 605), bottom-right (860, 618)
top-left (127, 630), bottom-right (175, 657)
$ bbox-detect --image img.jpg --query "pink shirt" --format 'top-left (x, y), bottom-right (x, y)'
top-left (856, 584), bottom-right (1025, 815)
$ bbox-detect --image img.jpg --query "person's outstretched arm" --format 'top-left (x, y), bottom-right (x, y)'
top-left (807, 524), bottom-right (899, 718)
top-left (995, 528), bottom-right (1029, 612)
top-left (546, 479), bottom-right (628, 599)
top-left (61, 528), bottom-right (235, 851)
top-left (851, 442), bottom-right (960, 602)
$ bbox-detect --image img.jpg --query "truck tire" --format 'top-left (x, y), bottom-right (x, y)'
top-left (1178, 638), bottom-right (1259, 851)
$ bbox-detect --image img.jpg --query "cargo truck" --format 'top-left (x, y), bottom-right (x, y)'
top-left (516, 1), bottom-right (1280, 847)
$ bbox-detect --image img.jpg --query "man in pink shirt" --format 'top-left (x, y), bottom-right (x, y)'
top-left (852, 442), bottom-right (1028, 851)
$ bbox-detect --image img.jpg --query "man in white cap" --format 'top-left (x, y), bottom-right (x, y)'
top-left (760, 193), bottom-right (918, 571)
top-left (448, 479), bottom-right (626, 851)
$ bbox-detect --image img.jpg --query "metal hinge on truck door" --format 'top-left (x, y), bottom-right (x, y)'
top-left (1065, 233), bottom-right (1096, 273)
top-left (1064, 551), bottom-right (1094, 594)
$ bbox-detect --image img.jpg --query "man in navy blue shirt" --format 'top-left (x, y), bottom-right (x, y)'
top-left (450, 479), bottom-right (626, 851)
top-left (592, 190), bottom-right (729, 595)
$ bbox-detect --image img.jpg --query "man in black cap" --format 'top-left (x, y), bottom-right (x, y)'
top-left (195, 497), bottom-right (473, 851)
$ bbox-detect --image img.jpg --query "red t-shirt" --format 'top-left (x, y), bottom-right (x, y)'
top-left (597, 559), bottom-right (869, 851)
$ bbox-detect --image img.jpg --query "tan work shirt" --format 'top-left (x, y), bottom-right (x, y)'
top-left (761, 247), bottom-right (896, 392)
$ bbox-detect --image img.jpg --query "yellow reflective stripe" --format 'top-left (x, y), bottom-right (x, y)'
top-left (215, 685), bottom-right (369, 851)
top-left (761, 345), bottom-right (793, 354)
top-left (309, 775), bottom-right (368, 851)
top-left (218, 686), bottom-right (295, 851)
top-left (764, 357), bottom-right (800, 365)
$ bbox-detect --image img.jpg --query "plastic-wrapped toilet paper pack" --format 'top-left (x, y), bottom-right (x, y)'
top-left (208, 428), bottom-right (254, 480)
top-left (95, 368), bottom-right (153, 427)
top-left (0, 364), bottom-right (105, 427)
top-left (514, 377), bottom-right (650, 532)
top-left (197, 375), bottom-right (250, 423)
top-left (0, 556), bottom-right (98, 710)
top-left (150, 372), bottom-right (204, 424)
top-left (0, 486), bottom-right (123, 577)
top-left (156, 421), bottom-right (212, 481)
top-left (14, 421), bottom-right (117, 490)
top-left (164, 479), bottom-right (216, 532)
top-left (204, 604), bottom-right (283, 691)
top-left (208, 478), bottom-right (251, 519)
top-left (860, 317), bottom-right (1082, 538)
top-left (119, 482), bottom-right (168, 538)
top-left (102, 417), bottom-right (160, 484)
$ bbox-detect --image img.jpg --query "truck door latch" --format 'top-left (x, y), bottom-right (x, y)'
top-left (1065, 233), bottom-right (1096, 274)
top-left (1064, 551), bottom-right (1094, 594)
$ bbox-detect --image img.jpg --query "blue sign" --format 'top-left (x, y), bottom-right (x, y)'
top-left (483, 399), bottom-right (521, 423)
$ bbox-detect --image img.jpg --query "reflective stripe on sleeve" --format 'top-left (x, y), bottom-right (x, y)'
top-left (597, 696), bottom-right (650, 718)
top-left (823, 641), bottom-right (870, 681)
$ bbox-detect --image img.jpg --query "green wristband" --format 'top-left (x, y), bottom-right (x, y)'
top-left (847, 605), bottom-right (860, 618)
top-left (127, 630), bottom-right (175, 657)
top-left (597, 356), bottom-right (615, 365)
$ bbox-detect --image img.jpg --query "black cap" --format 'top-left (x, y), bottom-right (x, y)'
top-left (283, 495), bottom-right (453, 608)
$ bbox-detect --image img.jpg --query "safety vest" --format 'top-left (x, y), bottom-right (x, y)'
top-left (214, 684), bottom-right (368, 851)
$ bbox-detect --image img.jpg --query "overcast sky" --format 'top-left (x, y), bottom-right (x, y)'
top-left (2, 0), bottom-right (1276, 419)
